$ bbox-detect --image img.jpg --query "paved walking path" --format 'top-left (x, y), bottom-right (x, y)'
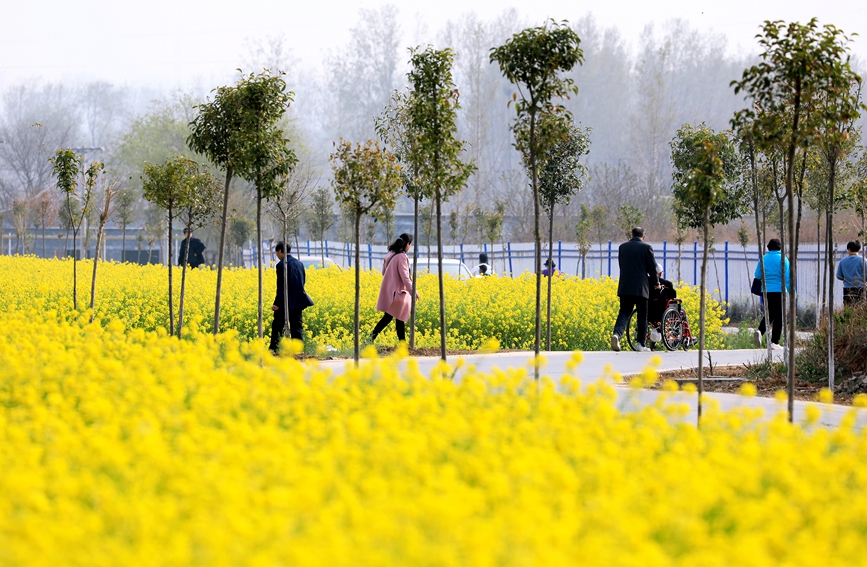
top-left (317, 348), bottom-right (866, 428)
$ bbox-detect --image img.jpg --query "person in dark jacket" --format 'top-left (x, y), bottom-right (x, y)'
top-left (270, 242), bottom-right (314, 353)
top-left (648, 263), bottom-right (676, 328)
top-left (611, 227), bottom-right (659, 352)
top-left (178, 228), bottom-right (206, 269)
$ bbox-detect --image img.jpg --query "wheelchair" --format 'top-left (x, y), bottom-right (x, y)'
top-left (625, 292), bottom-right (697, 352)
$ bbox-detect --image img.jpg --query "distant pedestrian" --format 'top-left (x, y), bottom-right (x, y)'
top-left (752, 238), bottom-right (790, 350)
top-left (371, 233), bottom-right (419, 344)
top-left (270, 242), bottom-right (314, 353)
top-left (542, 259), bottom-right (560, 277)
top-left (611, 227), bottom-right (659, 352)
top-left (836, 239), bottom-right (867, 306)
top-left (477, 252), bottom-right (491, 277)
top-left (178, 228), bottom-right (206, 269)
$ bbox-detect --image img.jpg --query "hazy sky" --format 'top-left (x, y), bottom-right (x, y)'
top-left (1, 0), bottom-right (864, 89)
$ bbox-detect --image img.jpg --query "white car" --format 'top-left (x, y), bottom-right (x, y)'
top-left (297, 256), bottom-right (340, 270)
top-left (413, 257), bottom-right (473, 280)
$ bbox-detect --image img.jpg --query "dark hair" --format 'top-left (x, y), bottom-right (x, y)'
top-left (767, 238), bottom-right (781, 251)
top-left (848, 239), bottom-right (863, 253)
top-left (275, 241), bottom-right (291, 254)
top-left (387, 233), bottom-right (413, 253)
top-left (632, 227), bottom-right (645, 238)
top-left (545, 259), bottom-right (556, 268)
top-left (183, 227), bottom-right (191, 234)
top-left (479, 264), bottom-right (488, 274)
top-left (479, 252), bottom-right (489, 264)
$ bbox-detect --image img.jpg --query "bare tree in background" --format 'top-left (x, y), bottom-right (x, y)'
top-left (0, 84), bottom-right (80, 200)
top-left (79, 81), bottom-right (128, 148)
top-left (322, 5), bottom-right (402, 143)
top-left (629, 25), bottom-right (676, 232)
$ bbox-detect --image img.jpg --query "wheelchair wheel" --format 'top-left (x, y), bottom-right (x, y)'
top-left (659, 307), bottom-right (684, 351)
top-left (625, 309), bottom-right (656, 351)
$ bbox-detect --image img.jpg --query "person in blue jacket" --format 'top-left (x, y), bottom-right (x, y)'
top-left (836, 239), bottom-right (867, 306)
top-left (753, 238), bottom-right (790, 350)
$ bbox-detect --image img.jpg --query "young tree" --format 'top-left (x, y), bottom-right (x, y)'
top-left (176, 164), bottom-right (222, 338)
top-left (330, 139), bottom-right (403, 362)
top-left (682, 139), bottom-right (726, 423)
top-left (407, 46), bottom-right (476, 361)
top-left (491, 20), bottom-right (583, 362)
top-left (187, 71), bottom-right (295, 335)
top-left (229, 217), bottom-right (254, 266)
top-left (88, 175), bottom-right (118, 323)
top-left (589, 204), bottom-right (608, 276)
top-left (374, 89), bottom-right (433, 348)
top-left (114, 188), bottom-right (138, 262)
top-left (51, 149), bottom-right (97, 310)
top-left (732, 19), bottom-right (864, 419)
top-left (531, 115), bottom-right (590, 349)
top-left (671, 124), bottom-right (747, 230)
top-left (306, 187), bottom-right (336, 266)
top-left (32, 192), bottom-right (56, 259)
top-left (11, 199), bottom-right (27, 255)
top-left (268, 163), bottom-right (316, 343)
top-left (244, 73), bottom-right (297, 340)
top-left (142, 156), bottom-right (190, 335)
top-left (575, 204), bottom-right (592, 278)
top-left (483, 202), bottom-right (505, 271)
top-left (671, 126), bottom-right (742, 423)
top-left (815, 82), bottom-right (862, 388)
top-left (616, 204), bottom-right (643, 241)
top-left (736, 225), bottom-right (757, 315)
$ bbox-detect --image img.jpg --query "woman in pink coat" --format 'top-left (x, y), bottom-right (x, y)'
top-left (371, 233), bottom-right (419, 343)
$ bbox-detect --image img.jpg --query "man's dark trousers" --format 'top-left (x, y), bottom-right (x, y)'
top-left (269, 308), bottom-right (304, 351)
top-left (613, 295), bottom-right (648, 346)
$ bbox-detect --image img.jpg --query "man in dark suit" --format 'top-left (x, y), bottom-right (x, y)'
top-left (178, 228), bottom-right (206, 269)
top-left (611, 227), bottom-right (659, 352)
top-left (270, 241), bottom-right (314, 353)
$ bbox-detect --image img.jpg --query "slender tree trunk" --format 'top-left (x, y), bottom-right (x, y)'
top-left (741, 246), bottom-right (754, 315)
top-left (777, 194), bottom-right (787, 358)
top-left (90, 223), bottom-right (105, 323)
top-left (73, 227), bottom-right (79, 309)
top-left (353, 210), bottom-right (362, 363)
top-left (213, 167), bottom-right (233, 335)
top-left (256, 187), bottom-right (264, 339)
top-left (785, 87), bottom-right (801, 423)
top-left (167, 211), bottom-right (175, 336)
top-left (436, 185), bottom-right (447, 362)
top-left (697, 211), bottom-right (711, 425)
top-left (546, 206), bottom-right (554, 351)
top-left (178, 231), bottom-right (191, 339)
top-left (748, 143), bottom-right (772, 362)
top-left (283, 219), bottom-right (290, 339)
top-left (410, 195), bottom-right (419, 348)
top-left (122, 224), bottom-right (126, 263)
top-left (816, 215), bottom-right (822, 329)
top-left (530, 112), bottom-right (542, 374)
top-left (827, 155), bottom-right (837, 390)
top-left (42, 226), bottom-right (46, 259)
top-left (67, 196), bottom-right (79, 310)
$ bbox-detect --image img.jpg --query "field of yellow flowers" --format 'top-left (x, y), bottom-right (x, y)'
top-left (1, 304), bottom-right (866, 566)
top-left (0, 256), bottom-right (726, 350)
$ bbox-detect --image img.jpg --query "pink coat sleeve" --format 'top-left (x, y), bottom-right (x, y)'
top-left (375, 252), bottom-right (413, 321)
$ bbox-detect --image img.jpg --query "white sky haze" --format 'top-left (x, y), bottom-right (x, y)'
top-left (1, 0), bottom-right (864, 89)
